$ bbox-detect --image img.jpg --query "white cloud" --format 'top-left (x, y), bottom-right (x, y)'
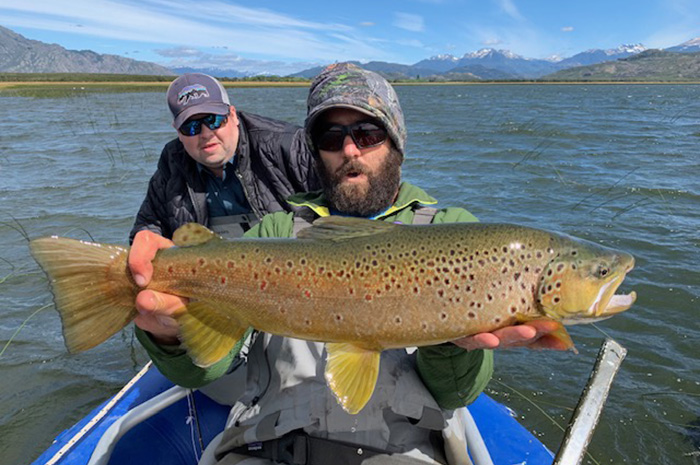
top-left (0, 0), bottom-right (389, 62)
top-left (495, 0), bottom-right (523, 21)
top-left (393, 13), bottom-right (425, 32)
top-left (561, 26), bottom-right (574, 32)
top-left (482, 38), bottom-right (503, 46)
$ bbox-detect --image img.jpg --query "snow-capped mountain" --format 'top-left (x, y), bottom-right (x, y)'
top-left (557, 44), bottom-right (646, 67)
top-left (415, 48), bottom-right (558, 78)
top-left (412, 54), bottom-right (460, 73)
top-left (665, 37), bottom-right (700, 53)
top-left (462, 48), bottom-right (524, 60)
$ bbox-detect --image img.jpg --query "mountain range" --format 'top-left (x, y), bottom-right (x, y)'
top-left (1, 25), bottom-right (699, 80)
top-left (0, 25), bottom-right (173, 75)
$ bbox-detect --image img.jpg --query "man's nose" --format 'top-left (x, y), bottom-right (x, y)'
top-left (199, 125), bottom-right (215, 137)
top-left (341, 135), bottom-right (362, 157)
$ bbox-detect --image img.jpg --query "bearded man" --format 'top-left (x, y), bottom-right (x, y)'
top-left (131, 63), bottom-right (563, 465)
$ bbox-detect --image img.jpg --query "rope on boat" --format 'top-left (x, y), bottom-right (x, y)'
top-left (44, 361), bottom-right (153, 465)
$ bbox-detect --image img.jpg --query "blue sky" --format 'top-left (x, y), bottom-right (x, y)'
top-left (1, 0), bottom-right (698, 74)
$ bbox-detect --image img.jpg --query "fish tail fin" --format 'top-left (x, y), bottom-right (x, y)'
top-left (175, 301), bottom-right (249, 367)
top-left (29, 237), bottom-right (137, 353)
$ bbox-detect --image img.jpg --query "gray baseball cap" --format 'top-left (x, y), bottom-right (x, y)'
top-left (305, 62), bottom-right (406, 157)
top-left (167, 73), bottom-right (231, 129)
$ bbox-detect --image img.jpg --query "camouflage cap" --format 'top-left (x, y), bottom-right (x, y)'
top-left (305, 62), bottom-right (406, 157)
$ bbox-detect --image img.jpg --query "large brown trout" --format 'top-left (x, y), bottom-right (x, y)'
top-left (29, 217), bottom-right (636, 413)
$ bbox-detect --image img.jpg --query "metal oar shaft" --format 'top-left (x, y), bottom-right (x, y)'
top-left (553, 338), bottom-right (627, 465)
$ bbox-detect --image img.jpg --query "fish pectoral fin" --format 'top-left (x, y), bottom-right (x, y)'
top-left (324, 343), bottom-right (381, 415)
top-left (519, 318), bottom-right (578, 354)
top-left (548, 322), bottom-right (578, 354)
top-left (298, 217), bottom-right (398, 242)
top-left (175, 301), bottom-right (248, 367)
top-left (172, 223), bottom-right (223, 247)
top-left (519, 317), bottom-right (578, 354)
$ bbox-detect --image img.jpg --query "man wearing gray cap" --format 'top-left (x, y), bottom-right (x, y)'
top-left (133, 63), bottom-right (563, 465)
top-left (128, 73), bottom-right (319, 341)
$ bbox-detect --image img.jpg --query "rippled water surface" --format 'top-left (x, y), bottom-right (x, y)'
top-left (1, 84), bottom-right (698, 465)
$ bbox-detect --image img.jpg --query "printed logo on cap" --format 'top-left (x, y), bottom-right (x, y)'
top-left (178, 84), bottom-right (209, 106)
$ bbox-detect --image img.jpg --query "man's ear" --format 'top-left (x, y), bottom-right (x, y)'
top-left (229, 105), bottom-right (239, 125)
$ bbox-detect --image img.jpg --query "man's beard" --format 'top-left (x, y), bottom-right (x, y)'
top-left (318, 148), bottom-right (402, 217)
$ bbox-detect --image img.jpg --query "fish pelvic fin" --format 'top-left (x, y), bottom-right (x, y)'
top-left (172, 223), bottom-right (223, 247)
top-left (29, 237), bottom-right (137, 353)
top-left (298, 217), bottom-right (398, 242)
top-left (175, 301), bottom-right (249, 367)
top-left (324, 342), bottom-right (381, 415)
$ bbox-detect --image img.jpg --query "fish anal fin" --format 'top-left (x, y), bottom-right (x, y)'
top-left (324, 342), bottom-right (381, 414)
top-left (172, 223), bottom-right (223, 247)
top-left (175, 301), bottom-right (248, 367)
top-left (298, 217), bottom-right (398, 242)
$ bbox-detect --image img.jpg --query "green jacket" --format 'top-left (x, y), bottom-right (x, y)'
top-left (137, 181), bottom-right (493, 409)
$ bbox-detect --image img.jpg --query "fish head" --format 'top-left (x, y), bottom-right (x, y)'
top-left (537, 241), bottom-right (636, 324)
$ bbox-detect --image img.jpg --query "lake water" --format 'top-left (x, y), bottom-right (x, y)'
top-left (0, 83), bottom-right (698, 465)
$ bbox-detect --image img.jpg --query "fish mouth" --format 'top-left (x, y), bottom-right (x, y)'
top-left (589, 263), bottom-right (637, 317)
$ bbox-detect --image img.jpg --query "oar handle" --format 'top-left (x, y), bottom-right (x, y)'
top-left (553, 338), bottom-right (627, 465)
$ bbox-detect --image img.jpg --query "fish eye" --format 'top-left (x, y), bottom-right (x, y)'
top-left (596, 266), bottom-right (610, 278)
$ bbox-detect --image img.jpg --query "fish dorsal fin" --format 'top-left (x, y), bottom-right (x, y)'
top-left (298, 216), bottom-right (398, 242)
top-left (324, 342), bottom-right (381, 414)
top-left (172, 223), bottom-right (223, 247)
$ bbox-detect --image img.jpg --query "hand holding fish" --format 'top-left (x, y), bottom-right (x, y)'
top-left (452, 319), bottom-right (569, 351)
top-left (129, 230), bottom-right (188, 345)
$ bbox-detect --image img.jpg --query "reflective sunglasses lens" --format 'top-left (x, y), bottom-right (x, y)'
top-left (351, 123), bottom-right (387, 148)
top-left (179, 114), bottom-right (227, 136)
top-left (203, 114), bottom-right (227, 130)
top-left (316, 129), bottom-right (345, 151)
top-left (179, 120), bottom-right (201, 136)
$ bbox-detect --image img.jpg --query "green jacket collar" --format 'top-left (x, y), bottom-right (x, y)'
top-left (287, 181), bottom-right (437, 219)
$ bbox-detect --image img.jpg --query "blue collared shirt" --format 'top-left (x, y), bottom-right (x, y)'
top-left (197, 158), bottom-right (252, 217)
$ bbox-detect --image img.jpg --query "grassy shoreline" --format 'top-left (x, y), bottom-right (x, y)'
top-left (1, 79), bottom-right (699, 94)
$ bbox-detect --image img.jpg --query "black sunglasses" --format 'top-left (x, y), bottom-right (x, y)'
top-left (314, 121), bottom-right (388, 152)
top-left (179, 114), bottom-right (229, 137)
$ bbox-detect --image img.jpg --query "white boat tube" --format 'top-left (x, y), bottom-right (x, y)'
top-left (88, 383), bottom-right (192, 465)
top-left (553, 338), bottom-right (627, 465)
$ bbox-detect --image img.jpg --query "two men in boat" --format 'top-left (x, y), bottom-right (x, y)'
top-left (128, 64), bottom-right (562, 464)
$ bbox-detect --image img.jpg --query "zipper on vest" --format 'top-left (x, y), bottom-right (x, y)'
top-left (236, 169), bottom-right (263, 220)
